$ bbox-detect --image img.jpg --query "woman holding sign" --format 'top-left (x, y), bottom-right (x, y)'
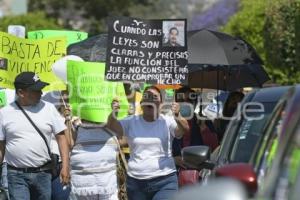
top-left (106, 86), bottom-right (189, 200)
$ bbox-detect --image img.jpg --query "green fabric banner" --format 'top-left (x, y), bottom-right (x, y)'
top-left (28, 30), bottom-right (88, 46)
top-left (67, 60), bottom-right (129, 123)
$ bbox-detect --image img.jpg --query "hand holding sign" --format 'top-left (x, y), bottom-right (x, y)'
top-left (172, 102), bottom-right (180, 117)
top-left (52, 55), bottom-right (84, 83)
top-left (111, 97), bottom-right (120, 118)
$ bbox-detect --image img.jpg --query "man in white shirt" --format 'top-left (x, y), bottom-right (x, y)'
top-left (0, 72), bottom-right (70, 200)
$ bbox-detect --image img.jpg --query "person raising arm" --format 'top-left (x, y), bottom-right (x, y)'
top-left (106, 86), bottom-right (189, 200)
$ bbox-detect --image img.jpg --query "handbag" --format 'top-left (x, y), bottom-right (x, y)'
top-left (104, 127), bottom-right (128, 200)
top-left (15, 101), bottom-right (60, 179)
top-left (178, 169), bottom-right (199, 187)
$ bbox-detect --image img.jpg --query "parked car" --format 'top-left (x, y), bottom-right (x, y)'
top-left (253, 85), bottom-right (300, 200)
top-left (183, 85), bottom-right (300, 199)
top-left (182, 86), bottom-right (291, 196)
top-left (217, 86), bottom-right (290, 165)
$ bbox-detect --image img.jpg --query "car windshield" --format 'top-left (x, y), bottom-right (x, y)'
top-left (229, 102), bottom-right (277, 163)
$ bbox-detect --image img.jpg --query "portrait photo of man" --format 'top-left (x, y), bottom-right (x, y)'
top-left (163, 27), bottom-right (182, 47)
top-left (162, 20), bottom-right (185, 47)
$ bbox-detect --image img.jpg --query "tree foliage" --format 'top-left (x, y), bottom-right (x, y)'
top-left (221, 0), bottom-right (267, 63)
top-left (0, 11), bottom-right (61, 32)
top-left (221, 0), bottom-right (300, 84)
top-left (28, 0), bottom-right (151, 35)
top-left (27, 0), bottom-right (207, 34)
top-left (264, 0), bottom-right (300, 84)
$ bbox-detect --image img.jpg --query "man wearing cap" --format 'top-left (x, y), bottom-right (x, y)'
top-left (0, 72), bottom-right (70, 200)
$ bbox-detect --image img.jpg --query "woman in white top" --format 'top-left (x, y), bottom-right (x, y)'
top-left (106, 86), bottom-right (189, 200)
top-left (69, 121), bottom-right (119, 200)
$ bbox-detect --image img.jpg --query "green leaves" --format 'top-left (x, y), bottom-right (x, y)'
top-left (0, 12), bottom-right (61, 32)
top-left (222, 0), bottom-right (300, 85)
top-left (28, 0), bottom-right (151, 35)
top-left (264, 0), bottom-right (299, 84)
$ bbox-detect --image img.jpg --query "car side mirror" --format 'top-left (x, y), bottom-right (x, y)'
top-left (215, 163), bottom-right (258, 196)
top-left (182, 145), bottom-right (212, 169)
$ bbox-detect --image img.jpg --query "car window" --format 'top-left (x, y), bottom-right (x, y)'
top-left (255, 104), bottom-right (286, 186)
top-left (272, 124), bottom-right (300, 200)
top-left (229, 102), bottom-right (276, 163)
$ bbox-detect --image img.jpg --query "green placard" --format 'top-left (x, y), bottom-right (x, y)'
top-left (28, 30), bottom-right (88, 46)
top-left (67, 60), bottom-right (129, 123)
top-left (0, 31), bottom-right (67, 91)
top-left (0, 90), bottom-right (7, 107)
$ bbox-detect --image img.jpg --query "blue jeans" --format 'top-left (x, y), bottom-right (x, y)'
top-left (51, 175), bottom-right (70, 200)
top-left (1, 162), bottom-right (9, 199)
top-left (7, 168), bottom-right (51, 200)
top-left (127, 172), bottom-right (178, 200)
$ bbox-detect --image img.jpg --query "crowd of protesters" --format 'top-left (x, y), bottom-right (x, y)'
top-left (0, 72), bottom-right (244, 200)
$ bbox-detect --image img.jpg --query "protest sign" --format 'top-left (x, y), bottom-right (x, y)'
top-left (0, 90), bottom-right (7, 107)
top-left (106, 17), bottom-right (188, 85)
top-left (0, 32), bottom-right (66, 91)
top-left (67, 60), bottom-right (129, 122)
top-left (28, 30), bottom-right (88, 46)
top-left (2, 89), bottom-right (15, 105)
top-left (8, 25), bottom-right (26, 38)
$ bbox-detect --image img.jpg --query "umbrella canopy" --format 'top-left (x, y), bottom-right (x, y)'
top-left (187, 29), bottom-right (270, 90)
top-left (188, 64), bottom-right (270, 90)
top-left (67, 34), bottom-right (107, 62)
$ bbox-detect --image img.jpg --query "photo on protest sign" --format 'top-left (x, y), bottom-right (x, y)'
top-left (162, 20), bottom-right (185, 47)
top-left (106, 17), bottom-right (188, 85)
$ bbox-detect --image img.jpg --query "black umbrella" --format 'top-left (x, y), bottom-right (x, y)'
top-left (188, 64), bottom-right (270, 91)
top-left (187, 29), bottom-right (270, 90)
top-left (67, 34), bottom-right (108, 62)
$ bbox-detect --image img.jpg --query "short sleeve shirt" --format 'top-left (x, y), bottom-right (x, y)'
top-left (120, 114), bottom-right (177, 179)
top-left (0, 100), bottom-right (66, 168)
